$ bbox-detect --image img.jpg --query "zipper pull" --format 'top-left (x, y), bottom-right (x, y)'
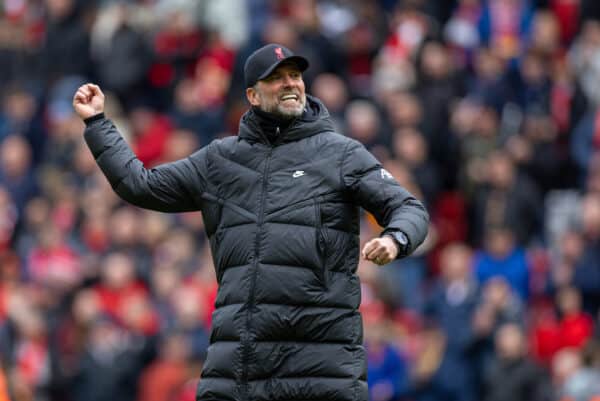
top-left (271, 126), bottom-right (281, 146)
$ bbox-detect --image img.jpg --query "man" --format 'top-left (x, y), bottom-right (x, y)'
top-left (73, 43), bottom-right (429, 401)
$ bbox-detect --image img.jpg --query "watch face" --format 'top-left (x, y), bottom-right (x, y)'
top-left (394, 232), bottom-right (408, 246)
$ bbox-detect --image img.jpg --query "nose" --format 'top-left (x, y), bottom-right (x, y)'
top-left (281, 73), bottom-right (296, 88)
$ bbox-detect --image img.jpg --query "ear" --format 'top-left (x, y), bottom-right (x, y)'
top-left (246, 87), bottom-right (260, 106)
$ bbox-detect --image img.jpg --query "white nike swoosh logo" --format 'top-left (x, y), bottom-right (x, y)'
top-left (292, 170), bottom-right (305, 178)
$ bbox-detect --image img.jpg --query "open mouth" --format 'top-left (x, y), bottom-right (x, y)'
top-left (280, 94), bottom-right (299, 102)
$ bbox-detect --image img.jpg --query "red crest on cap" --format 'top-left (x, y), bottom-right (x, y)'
top-left (274, 47), bottom-right (284, 60)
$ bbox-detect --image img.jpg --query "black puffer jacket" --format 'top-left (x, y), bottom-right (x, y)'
top-left (83, 96), bottom-right (429, 401)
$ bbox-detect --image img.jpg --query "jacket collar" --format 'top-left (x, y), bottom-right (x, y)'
top-left (238, 95), bottom-right (335, 145)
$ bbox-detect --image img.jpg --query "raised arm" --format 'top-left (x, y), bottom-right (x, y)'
top-left (73, 83), bottom-right (208, 212)
top-left (341, 140), bottom-right (429, 265)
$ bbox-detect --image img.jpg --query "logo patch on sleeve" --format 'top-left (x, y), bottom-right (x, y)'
top-left (380, 168), bottom-right (393, 180)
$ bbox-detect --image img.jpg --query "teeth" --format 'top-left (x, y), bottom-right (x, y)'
top-left (281, 95), bottom-right (297, 101)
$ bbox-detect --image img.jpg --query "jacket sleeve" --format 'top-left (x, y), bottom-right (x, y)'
top-left (341, 140), bottom-right (429, 255)
top-left (84, 116), bottom-right (208, 213)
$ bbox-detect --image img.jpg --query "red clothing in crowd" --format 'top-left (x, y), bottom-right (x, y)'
top-left (27, 244), bottom-right (81, 286)
top-left (15, 338), bottom-right (49, 389)
top-left (178, 278), bottom-right (217, 328)
top-left (0, 365), bottom-right (9, 401)
top-left (133, 114), bottom-right (173, 167)
top-left (551, 0), bottom-right (580, 44)
top-left (530, 311), bottom-right (594, 363)
top-left (93, 281), bottom-right (159, 335)
top-left (137, 361), bottom-right (188, 401)
top-left (0, 285), bottom-right (7, 324)
top-left (559, 313), bottom-right (594, 349)
top-left (530, 314), bottom-right (562, 364)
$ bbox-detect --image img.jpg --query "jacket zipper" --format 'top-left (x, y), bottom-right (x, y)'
top-left (241, 137), bottom-right (274, 398)
top-left (313, 198), bottom-right (328, 287)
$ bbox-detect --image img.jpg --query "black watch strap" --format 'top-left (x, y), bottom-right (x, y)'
top-left (386, 231), bottom-right (409, 257)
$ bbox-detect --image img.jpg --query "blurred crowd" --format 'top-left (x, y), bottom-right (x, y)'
top-left (1, 0), bottom-right (600, 400)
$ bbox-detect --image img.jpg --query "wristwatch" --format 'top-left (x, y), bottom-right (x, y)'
top-left (385, 231), bottom-right (409, 257)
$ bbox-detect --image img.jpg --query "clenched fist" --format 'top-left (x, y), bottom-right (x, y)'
top-left (72, 83), bottom-right (105, 120)
top-left (361, 235), bottom-right (399, 265)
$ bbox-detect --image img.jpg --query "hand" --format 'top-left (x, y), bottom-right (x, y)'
top-left (72, 83), bottom-right (105, 120)
top-left (361, 236), bottom-right (398, 265)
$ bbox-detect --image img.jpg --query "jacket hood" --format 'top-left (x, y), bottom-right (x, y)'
top-left (238, 95), bottom-right (335, 145)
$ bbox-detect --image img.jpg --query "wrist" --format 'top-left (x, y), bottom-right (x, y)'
top-left (384, 231), bottom-right (409, 258)
top-left (84, 112), bottom-right (105, 126)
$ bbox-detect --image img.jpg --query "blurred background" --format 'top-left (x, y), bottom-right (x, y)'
top-left (1, 0), bottom-right (600, 400)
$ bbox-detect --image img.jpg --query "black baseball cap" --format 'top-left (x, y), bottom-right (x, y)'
top-left (244, 44), bottom-right (309, 88)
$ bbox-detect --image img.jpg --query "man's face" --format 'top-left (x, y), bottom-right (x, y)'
top-left (246, 63), bottom-right (306, 119)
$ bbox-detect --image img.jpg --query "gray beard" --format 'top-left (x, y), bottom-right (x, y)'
top-left (260, 98), bottom-right (306, 120)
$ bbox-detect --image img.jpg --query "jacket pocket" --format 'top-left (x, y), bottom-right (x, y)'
top-left (313, 199), bottom-right (329, 288)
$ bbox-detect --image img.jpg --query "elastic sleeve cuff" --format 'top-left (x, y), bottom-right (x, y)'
top-left (84, 113), bottom-right (105, 126)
